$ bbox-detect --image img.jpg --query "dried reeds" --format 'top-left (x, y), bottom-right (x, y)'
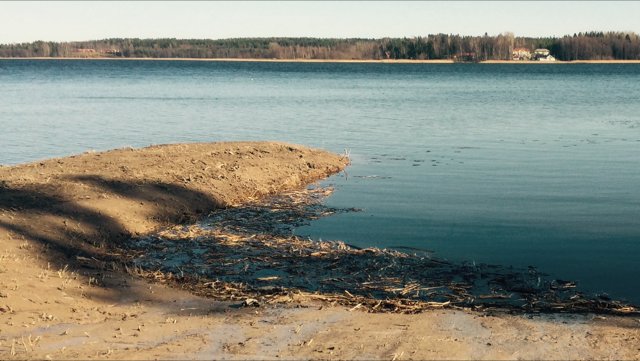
top-left (122, 186), bottom-right (638, 316)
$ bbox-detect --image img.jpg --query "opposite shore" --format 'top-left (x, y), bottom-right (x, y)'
top-left (2, 57), bottom-right (640, 64)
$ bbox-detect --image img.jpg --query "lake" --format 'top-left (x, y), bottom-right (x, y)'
top-left (1, 59), bottom-right (639, 304)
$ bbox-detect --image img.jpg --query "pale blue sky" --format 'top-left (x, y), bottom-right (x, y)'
top-left (1, 1), bottom-right (639, 43)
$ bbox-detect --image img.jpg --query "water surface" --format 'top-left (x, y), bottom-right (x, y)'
top-left (1, 59), bottom-right (639, 303)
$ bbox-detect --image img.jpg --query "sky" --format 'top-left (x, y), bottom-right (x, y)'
top-left (1, 1), bottom-right (639, 43)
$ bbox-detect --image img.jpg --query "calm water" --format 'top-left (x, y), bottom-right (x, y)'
top-left (2, 60), bottom-right (639, 303)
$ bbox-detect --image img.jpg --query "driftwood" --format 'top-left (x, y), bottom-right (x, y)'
top-left (124, 186), bottom-right (638, 315)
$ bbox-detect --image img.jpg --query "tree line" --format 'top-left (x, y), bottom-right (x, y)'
top-left (1, 32), bottom-right (639, 61)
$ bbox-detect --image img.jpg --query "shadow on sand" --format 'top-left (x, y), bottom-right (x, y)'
top-left (0, 176), bottom-right (222, 308)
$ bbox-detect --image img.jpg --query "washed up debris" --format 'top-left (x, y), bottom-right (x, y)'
top-left (195, 186), bottom-right (357, 236)
top-left (124, 186), bottom-right (639, 316)
top-left (256, 276), bottom-right (280, 282)
top-left (241, 298), bottom-right (261, 307)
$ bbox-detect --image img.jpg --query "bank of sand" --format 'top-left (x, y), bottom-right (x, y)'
top-left (0, 142), bottom-right (638, 360)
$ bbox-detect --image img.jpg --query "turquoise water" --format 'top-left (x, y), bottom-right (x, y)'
top-left (2, 60), bottom-right (639, 304)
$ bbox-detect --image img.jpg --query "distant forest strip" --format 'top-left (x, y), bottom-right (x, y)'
top-left (2, 32), bottom-right (640, 61)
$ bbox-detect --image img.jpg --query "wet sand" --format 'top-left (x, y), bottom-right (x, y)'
top-left (1, 142), bottom-right (638, 360)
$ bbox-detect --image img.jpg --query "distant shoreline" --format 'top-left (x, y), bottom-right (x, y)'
top-left (482, 59), bottom-right (640, 64)
top-left (0, 57), bottom-right (453, 63)
top-left (2, 57), bottom-right (640, 64)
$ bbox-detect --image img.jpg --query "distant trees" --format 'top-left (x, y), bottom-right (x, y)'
top-left (551, 32), bottom-right (640, 60)
top-left (1, 32), bottom-right (639, 60)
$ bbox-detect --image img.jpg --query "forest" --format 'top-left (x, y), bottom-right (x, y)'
top-left (1, 32), bottom-right (639, 61)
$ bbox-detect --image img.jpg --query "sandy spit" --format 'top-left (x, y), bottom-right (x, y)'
top-left (0, 141), bottom-right (638, 360)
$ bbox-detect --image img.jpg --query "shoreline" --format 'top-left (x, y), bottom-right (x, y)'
top-left (1, 143), bottom-right (639, 359)
top-left (2, 56), bottom-right (640, 64)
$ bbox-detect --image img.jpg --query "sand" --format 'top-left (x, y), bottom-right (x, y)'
top-left (1, 141), bottom-right (639, 360)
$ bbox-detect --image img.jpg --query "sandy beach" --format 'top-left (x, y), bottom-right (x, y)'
top-left (1, 142), bottom-right (639, 360)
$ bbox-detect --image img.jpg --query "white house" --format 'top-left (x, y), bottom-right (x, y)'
top-left (533, 49), bottom-right (556, 61)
